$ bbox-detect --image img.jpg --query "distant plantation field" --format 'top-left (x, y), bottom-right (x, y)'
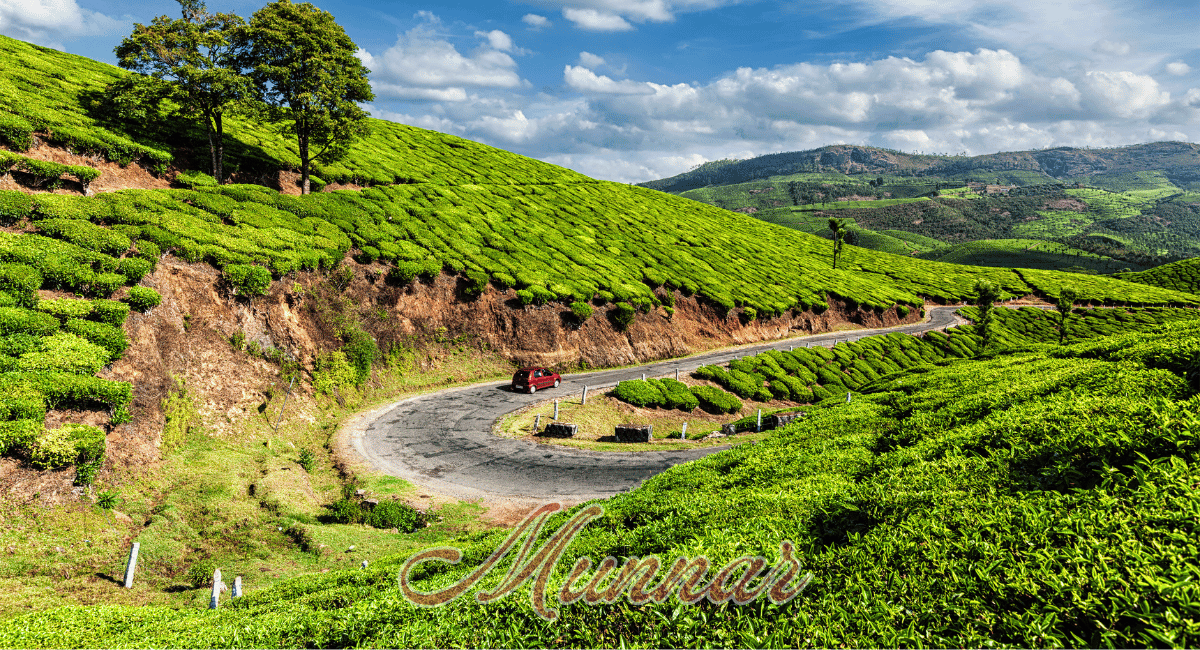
top-left (1115, 257), bottom-right (1200, 295)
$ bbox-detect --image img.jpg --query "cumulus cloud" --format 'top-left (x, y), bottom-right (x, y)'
top-left (1166, 61), bottom-right (1191, 76)
top-left (562, 8), bottom-right (634, 31)
top-left (521, 13), bottom-right (551, 29)
top-left (0, 0), bottom-right (123, 48)
top-left (564, 65), bottom-right (655, 94)
top-left (367, 43), bottom-right (1199, 183)
top-left (364, 14), bottom-right (525, 102)
top-left (578, 51), bottom-right (606, 68)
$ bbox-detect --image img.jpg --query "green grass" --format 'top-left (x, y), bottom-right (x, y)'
top-left (4, 314), bottom-right (1199, 647)
top-left (1114, 258), bottom-right (1200, 296)
top-left (921, 238), bottom-right (1127, 273)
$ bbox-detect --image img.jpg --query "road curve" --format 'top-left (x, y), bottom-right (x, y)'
top-left (353, 306), bottom-right (963, 502)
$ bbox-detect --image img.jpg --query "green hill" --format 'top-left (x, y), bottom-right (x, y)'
top-left (1114, 257), bottom-right (1200, 295)
top-left (3, 314), bottom-right (1199, 647)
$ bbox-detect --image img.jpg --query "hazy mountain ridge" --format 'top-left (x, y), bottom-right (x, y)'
top-left (641, 142), bottom-right (1200, 194)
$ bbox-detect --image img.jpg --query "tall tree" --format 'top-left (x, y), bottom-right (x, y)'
top-left (973, 279), bottom-right (1001, 350)
top-left (1054, 288), bottom-right (1077, 345)
top-left (238, 0), bottom-right (373, 194)
top-left (828, 218), bottom-right (847, 269)
top-left (114, 0), bottom-right (248, 183)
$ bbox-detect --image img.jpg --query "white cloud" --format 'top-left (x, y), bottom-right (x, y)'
top-left (1166, 61), bottom-right (1191, 76)
top-left (521, 13), bottom-right (551, 29)
top-left (364, 14), bottom-right (525, 102)
top-left (475, 29), bottom-right (514, 52)
top-left (564, 65), bottom-right (656, 94)
top-left (1079, 70), bottom-right (1170, 118)
top-left (562, 8), bottom-right (635, 31)
top-left (578, 51), bottom-right (606, 69)
top-left (0, 0), bottom-right (123, 48)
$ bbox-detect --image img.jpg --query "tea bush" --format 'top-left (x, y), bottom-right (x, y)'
top-left (610, 379), bottom-right (665, 408)
top-left (125, 286), bottom-right (162, 311)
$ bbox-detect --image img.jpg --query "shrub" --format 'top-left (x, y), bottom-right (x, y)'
top-left (610, 302), bottom-right (636, 330)
top-left (342, 329), bottom-right (377, 385)
top-left (36, 297), bottom-right (93, 321)
top-left (313, 351), bottom-right (356, 395)
top-left (187, 558), bottom-right (217, 589)
top-left (65, 318), bottom-right (128, 359)
top-left (0, 419), bottom-right (40, 455)
top-left (741, 307), bottom-right (757, 323)
top-left (0, 264), bottom-right (41, 307)
top-left (298, 448), bottom-right (316, 472)
top-left (658, 378), bottom-right (699, 411)
top-left (90, 299), bottom-right (130, 326)
top-left (569, 301), bottom-right (593, 322)
top-left (126, 286), bottom-right (162, 312)
top-left (118, 257), bottom-right (153, 284)
top-left (17, 333), bottom-right (111, 375)
top-left (690, 385), bottom-right (742, 414)
top-left (29, 425), bottom-right (78, 469)
top-left (36, 218), bottom-right (131, 256)
top-left (463, 270), bottom-right (489, 297)
top-left (176, 170), bottom-right (217, 188)
top-left (387, 261), bottom-right (422, 286)
top-left (66, 423), bottom-right (106, 485)
top-left (364, 500), bottom-right (425, 531)
top-left (0, 113), bottom-right (33, 151)
top-left (897, 305), bottom-right (910, 319)
top-left (0, 308), bottom-right (59, 336)
top-left (87, 273), bottom-right (126, 297)
top-left (223, 264), bottom-right (271, 297)
top-left (611, 379), bottom-right (666, 408)
top-left (0, 191), bottom-right (34, 225)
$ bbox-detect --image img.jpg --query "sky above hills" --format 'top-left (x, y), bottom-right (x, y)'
top-left (2, 0), bottom-right (1199, 182)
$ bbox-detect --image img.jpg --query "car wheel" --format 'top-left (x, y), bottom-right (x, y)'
top-left (529, 385), bottom-right (537, 394)
top-left (553, 379), bottom-right (560, 388)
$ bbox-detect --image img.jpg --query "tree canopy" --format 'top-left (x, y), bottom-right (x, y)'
top-left (237, 0), bottom-right (373, 194)
top-left (114, 0), bottom-right (248, 183)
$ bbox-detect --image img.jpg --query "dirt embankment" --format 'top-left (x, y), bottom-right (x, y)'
top-left (66, 257), bottom-right (914, 478)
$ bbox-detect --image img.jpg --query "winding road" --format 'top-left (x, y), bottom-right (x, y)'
top-left (351, 306), bottom-right (963, 502)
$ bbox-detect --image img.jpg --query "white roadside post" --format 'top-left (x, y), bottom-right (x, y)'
top-left (581, 386), bottom-right (588, 405)
top-left (675, 368), bottom-right (680, 381)
top-left (232, 575), bottom-right (242, 598)
top-left (681, 422), bottom-right (688, 439)
top-left (533, 415), bottom-right (541, 434)
top-left (554, 400), bottom-right (559, 420)
top-left (210, 568), bottom-right (222, 610)
top-left (123, 543), bottom-right (139, 589)
top-left (756, 410), bottom-right (762, 433)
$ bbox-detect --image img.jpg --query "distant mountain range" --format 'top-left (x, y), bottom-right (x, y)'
top-left (640, 142), bottom-right (1200, 194)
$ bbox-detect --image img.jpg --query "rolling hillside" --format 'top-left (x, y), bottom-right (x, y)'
top-left (3, 31), bottom-right (1200, 648)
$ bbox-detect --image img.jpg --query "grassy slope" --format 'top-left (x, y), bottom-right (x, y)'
top-left (1114, 258), bottom-right (1200, 295)
top-left (3, 311), bottom-right (1198, 647)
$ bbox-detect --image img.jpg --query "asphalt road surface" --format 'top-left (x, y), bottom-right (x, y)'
top-left (354, 306), bottom-right (963, 502)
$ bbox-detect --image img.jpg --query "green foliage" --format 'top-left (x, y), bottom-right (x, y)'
top-left (610, 302), bottom-right (636, 331)
top-left (223, 263), bottom-right (272, 296)
top-left (1115, 258), bottom-right (1200, 296)
top-left (610, 379), bottom-right (665, 408)
top-left (89, 299), bottom-right (130, 326)
top-left (0, 308), bottom-right (59, 336)
top-left (187, 558), bottom-right (217, 590)
top-left (0, 191), bottom-right (33, 225)
top-left (126, 286), bottom-right (163, 311)
top-left (297, 448), bottom-right (315, 472)
top-left (341, 329), bottom-right (377, 385)
top-left (16, 333), bottom-right (111, 375)
top-left (312, 350), bottom-right (355, 395)
top-left (0, 419), bottom-right (39, 455)
top-left (239, 0), bottom-right (374, 193)
top-left (0, 263), bottom-right (41, 307)
top-left (28, 425), bottom-right (78, 469)
top-left (64, 318), bottom-right (128, 359)
top-left (175, 170), bottom-right (218, 188)
top-left (690, 384), bottom-right (742, 413)
top-left (569, 301), bottom-right (593, 323)
top-left (325, 497), bottom-right (426, 532)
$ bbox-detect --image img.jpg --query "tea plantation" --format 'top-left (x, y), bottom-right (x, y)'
top-left (1115, 258), bottom-right (1200, 296)
top-left (613, 306), bottom-right (1200, 410)
top-left (3, 316), bottom-right (1198, 647)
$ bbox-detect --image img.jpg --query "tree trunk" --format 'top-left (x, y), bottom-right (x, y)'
top-left (214, 112), bottom-right (225, 184)
top-left (205, 111), bottom-right (219, 182)
top-left (299, 132), bottom-right (310, 195)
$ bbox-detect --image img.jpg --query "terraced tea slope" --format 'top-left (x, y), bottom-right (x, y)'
top-left (4, 319), bottom-right (1198, 647)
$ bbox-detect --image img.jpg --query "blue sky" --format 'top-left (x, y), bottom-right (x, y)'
top-left (3, 0), bottom-right (1199, 182)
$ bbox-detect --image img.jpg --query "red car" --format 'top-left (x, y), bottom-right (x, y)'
top-left (512, 367), bottom-right (561, 393)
